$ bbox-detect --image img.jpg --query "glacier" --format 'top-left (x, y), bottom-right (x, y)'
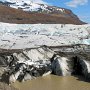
top-left (0, 22), bottom-right (89, 49)
top-left (0, 22), bottom-right (90, 83)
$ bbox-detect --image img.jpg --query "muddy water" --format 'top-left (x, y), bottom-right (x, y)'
top-left (12, 75), bottom-right (90, 90)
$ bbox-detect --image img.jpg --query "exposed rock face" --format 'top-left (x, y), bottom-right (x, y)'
top-left (0, 45), bottom-right (90, 84)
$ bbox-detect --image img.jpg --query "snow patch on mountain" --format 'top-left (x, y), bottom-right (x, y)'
top-left (0, 0), bottom-right (65, 12)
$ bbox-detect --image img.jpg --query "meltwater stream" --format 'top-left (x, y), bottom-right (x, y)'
top-left (12, 75), bottom-right (90, 90)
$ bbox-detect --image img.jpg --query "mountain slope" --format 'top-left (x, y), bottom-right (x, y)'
top-left (0, 0), bottom-right (86, 24)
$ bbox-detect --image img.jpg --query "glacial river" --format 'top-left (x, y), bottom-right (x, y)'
top-left (12, 75), bottom-right (90, 90)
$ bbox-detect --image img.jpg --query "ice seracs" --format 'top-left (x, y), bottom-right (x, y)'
top-left (0, 22), bottom-right (89, 49)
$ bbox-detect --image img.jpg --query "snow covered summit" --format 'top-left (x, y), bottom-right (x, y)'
top-left (0, 0), bottom-right (64, 12)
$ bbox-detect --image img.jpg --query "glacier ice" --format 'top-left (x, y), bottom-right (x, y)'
top-left (0, 22), bottom-right (89, 49)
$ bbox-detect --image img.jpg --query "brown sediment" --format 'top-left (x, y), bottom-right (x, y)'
top-left (0, 82), bottom-right (17, 90)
